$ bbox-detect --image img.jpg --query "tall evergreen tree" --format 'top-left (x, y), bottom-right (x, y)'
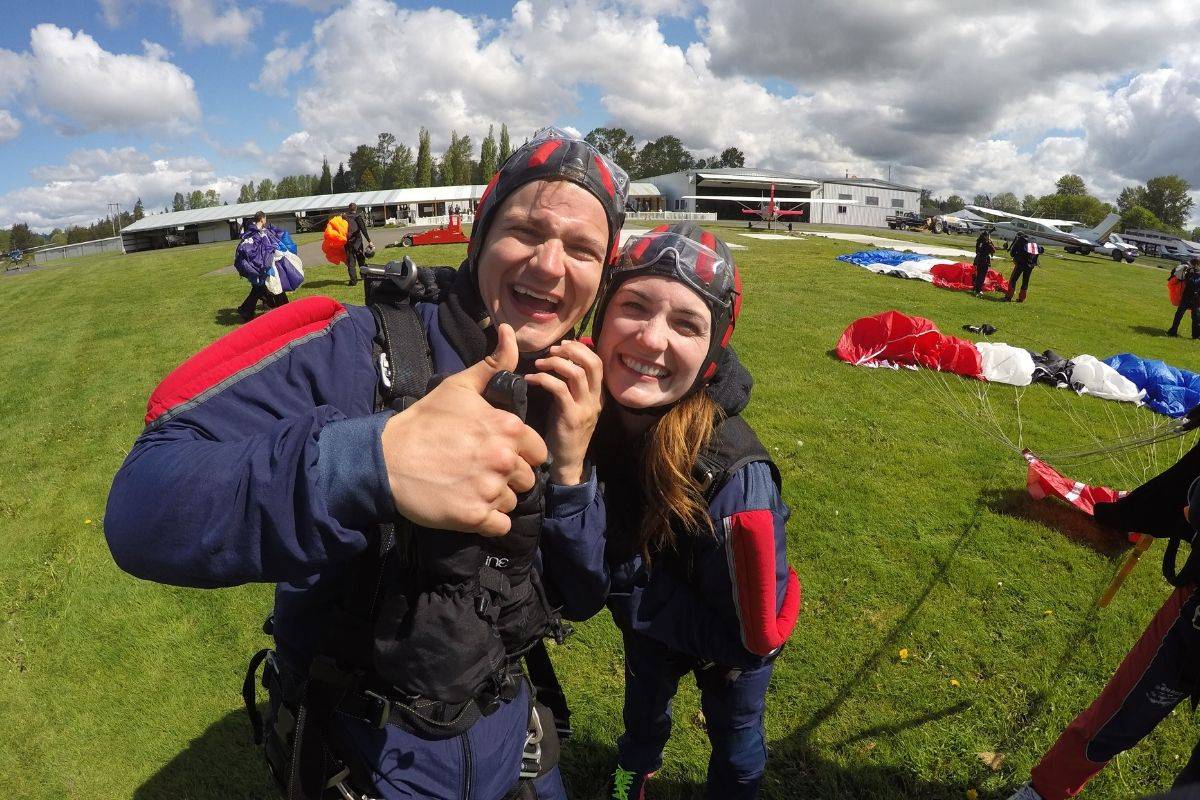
top-left (256, 179), bottom-right (276, 201)
top-left (318, 158), bottom-right (333, 194)
top-left (498, 124), bottom-right (512, 163)
top-left (333, 162), bottom-right (348, 193)
top-left (133, 198), bottom-right (145, 221)
top-left (440, 131), bottom-right (460, 186)
top-left (172, 192), bottom-right (186, 212)
top-left (416, 128), bottom-right (432, 187)
top-left (478, 125), bottom-right (498, 183)
top-left (237, 182), bottom-right (256, 204)
top-left (388, 144), bottom-right (414, 188)
top-left (359, 167), bottom-right (379, 191)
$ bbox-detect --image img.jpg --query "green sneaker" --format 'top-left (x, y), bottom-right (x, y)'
top-left (608, 765), bottom-right (653, 800)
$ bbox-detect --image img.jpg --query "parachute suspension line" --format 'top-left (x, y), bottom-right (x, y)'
top-left (923, 368), bottom-right (1022, 455)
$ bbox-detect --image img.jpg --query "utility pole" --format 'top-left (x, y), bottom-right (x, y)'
top-left (107, 202), bottom-right (121, 237)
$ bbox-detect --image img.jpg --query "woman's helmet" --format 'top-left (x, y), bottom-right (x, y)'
top-left (593, 221), bottom-right (742, 396)
top-left (468, 126), bottom-right (630, 275)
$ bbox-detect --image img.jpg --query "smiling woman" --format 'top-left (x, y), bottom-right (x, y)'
top-left (536, 223), bottom-right (801, 799)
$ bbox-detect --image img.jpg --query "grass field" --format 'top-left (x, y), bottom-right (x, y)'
top-left (2, 225), bottom-right (1198, 799)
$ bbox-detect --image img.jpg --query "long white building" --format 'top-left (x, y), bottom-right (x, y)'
top-left (118, 182), bottom-right (666, 252)
top-left (641, 167), bottom-right (921, 228)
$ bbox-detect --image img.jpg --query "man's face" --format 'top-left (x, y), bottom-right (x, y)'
top-left (476, 180), bottom-right (609, 352)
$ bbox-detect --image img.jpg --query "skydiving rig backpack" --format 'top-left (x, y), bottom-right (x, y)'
top-left (243, 258), bottom-right (569, 800)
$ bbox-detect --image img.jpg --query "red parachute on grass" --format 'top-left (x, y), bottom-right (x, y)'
top-left (929, 262), bottom-right (1010, 294)
top-left (834, 310), bottom-right (983, 377)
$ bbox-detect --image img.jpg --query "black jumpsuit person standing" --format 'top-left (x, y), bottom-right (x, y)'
top-left (972, 229), bottom-right (997, 296)
top-left (343, 202), bottom-right (373, 286)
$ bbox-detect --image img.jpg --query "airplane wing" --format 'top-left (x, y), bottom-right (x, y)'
top-left (680, 195), bottom-right (853, 204)
top-left (965, 205), bottom-right (1079, 228)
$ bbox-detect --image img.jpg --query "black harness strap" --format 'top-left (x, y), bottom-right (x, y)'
top-left (693, 415), bottom-right (781, 503)
top-left (371, 300), bottom-right (432, 410)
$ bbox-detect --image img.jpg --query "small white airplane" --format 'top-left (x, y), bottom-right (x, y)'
top-left (965, 206), bottom-right (1136, 263)
top-left (680, 184), bottom-right (856, 228)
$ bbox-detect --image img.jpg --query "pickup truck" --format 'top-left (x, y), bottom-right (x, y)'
top-left (886, 211), bottom-right (927, 231)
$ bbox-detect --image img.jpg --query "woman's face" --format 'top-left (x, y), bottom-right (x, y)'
top-left (597, 275), bottom-right (712, 409)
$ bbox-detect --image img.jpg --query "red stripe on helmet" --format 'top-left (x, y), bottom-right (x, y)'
top-left (593, 155), bottom-right (615, 198)
top-left (703, 361), bottom-right (718, 380)
top-left (695, 249), bottom-right (715, 283)
top-left (651, 224), bottom-right (671, 234)
top-left (700, 230), bottom-right (718, 251)
top-left (527, 139), bottom-right (563, 168)
top-left (720, 322), bottom-right (735, 348)
top-left (629, 236), bottom-right (653, 263)
top-left (478, 172), bottom-right (500, 211)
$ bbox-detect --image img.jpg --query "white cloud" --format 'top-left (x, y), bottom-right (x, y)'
top-left (0, 147), bottom-right (243, 231)
top-left (0, 49), bottom-right (31, 103)
top-left (167, 0), bottom-right (262, 47)
top-left (98, 0), bottom-right (125, 27)
top-left (23, 25), bottom-right (201, 135)
top-left (0, 110), bottom-right (20, 143)
top-left (253, 42), bottom-right (310, 96)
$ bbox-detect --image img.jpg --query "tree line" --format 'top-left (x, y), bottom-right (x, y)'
top-left (923, 173), bottom-right (1199, 239)
top-left (226, 125), bottom-right (746, 204)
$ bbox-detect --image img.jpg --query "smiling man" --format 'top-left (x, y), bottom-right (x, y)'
top-left (104, 128), bottom-right (628, 800)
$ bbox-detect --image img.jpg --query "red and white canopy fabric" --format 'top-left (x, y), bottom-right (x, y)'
top-left (1022, 450), bottom-right (1126, 515)
top-left (834, 310), bottom-right (983, 377)
top-left (1022, 451), bottom-right (1139, 542)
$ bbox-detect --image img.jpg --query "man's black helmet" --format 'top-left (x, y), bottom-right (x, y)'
top-left (468, 127), bottom-right (630, 273)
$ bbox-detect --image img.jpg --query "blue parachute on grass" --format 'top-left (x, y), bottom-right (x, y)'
top-left (836, 249), bottom-right (925, 268)
top-left (1104, 353), bottom-right (1200, 418)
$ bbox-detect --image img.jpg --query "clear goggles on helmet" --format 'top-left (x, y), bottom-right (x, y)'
top-left (528, 126), bottom-right (632, 209)
top-left (614, 231), bottom-right (735, 310)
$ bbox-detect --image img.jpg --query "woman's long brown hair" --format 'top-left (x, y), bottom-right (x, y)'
top-left (636, 389), bottom-right (723, 562)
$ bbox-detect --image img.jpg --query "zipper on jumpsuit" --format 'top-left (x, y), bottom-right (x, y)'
top-left (459, 731), bottom-right (472, 800)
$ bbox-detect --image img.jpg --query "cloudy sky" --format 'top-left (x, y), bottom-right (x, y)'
top-left (2, 0), bottom-right (1200, 231)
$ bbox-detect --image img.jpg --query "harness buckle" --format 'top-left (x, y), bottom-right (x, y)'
top-left (363, 690), bottom-right (391, 730)
top-left (520, 706), bottom-right (544, 779)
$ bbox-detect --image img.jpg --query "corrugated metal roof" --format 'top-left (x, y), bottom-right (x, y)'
top-left (820, 177), bottom-right (922, 193)
top-left (122, 181), bottom-right (664, 233)
top-left (122, 184), bottom-right (488, 233)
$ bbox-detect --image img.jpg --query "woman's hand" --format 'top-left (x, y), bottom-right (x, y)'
top-left (525, 339), bottom-right (604, 486)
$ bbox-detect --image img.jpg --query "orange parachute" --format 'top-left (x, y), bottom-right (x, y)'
top-left (1169, 274), bottom-right (1184, 307)
top-left (322, 215), bottom-right (348, 265)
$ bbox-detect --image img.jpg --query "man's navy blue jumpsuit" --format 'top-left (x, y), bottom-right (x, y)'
top-left (105, 294), bottom-right (596, 800)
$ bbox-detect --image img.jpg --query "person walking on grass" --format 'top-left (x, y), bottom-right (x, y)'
top-left (1168, 256), bottom-right (1200, 338)
top-left (1005, 232), bottom-right (1040, 303)
top-left (343, 201), bottom-right (373, 286)
top-left (234, 211), bottom-right (289, 322)
top-left (537, 224), bottom-right (802, 800)
top-left (972, 228), bottom-right (997, 296)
